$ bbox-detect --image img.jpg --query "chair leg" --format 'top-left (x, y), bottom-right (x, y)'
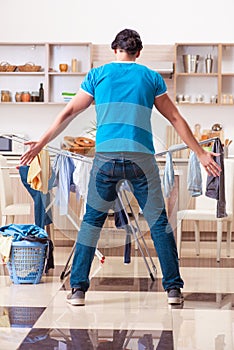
top-left (217, 220), bottom-right (223, 262)
top-left (1, 215), bottom-right (7, 226)
top-left (45, 223), bottom-right (55, 242)
top-left (194, 220), bottom-right (200, 256)
top-left (177, 218), bottom-right (182, 259)
top-left (226, 221), bottom-right (232, 257)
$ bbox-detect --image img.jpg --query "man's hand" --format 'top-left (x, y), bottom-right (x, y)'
top-left (197, 150), bottom-right (221, 177)
top-left (19, 141), bottom-right (42, 166)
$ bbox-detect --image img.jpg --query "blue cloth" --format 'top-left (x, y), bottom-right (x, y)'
top-left (187, 151), bottom-right (202, 197)
top-left (70, 152), bottom-right (183, 292)
top-left (0, 224), bottom-right (48, 241)
top-left (163, 151), bottom-right (174, 198)
top-left (19, 166), bottom-right (53, 229)
top-left (0, 224), bottom-right (54, 272)
top-left (80, 62), bottom-right (167, 154)
top-left (52, 153), bottom-right (76, 215)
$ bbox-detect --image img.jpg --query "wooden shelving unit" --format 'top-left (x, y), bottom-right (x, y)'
top-left (0, 42), bottom-right (92, 104)
top-left (174, 43), bottom-right (234, 106)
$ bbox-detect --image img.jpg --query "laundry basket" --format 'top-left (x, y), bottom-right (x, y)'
top-left (7, 240), bottom-right (47, 284)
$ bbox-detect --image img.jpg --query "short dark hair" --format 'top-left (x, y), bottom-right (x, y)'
top-left (111, 29), bottom-right (143, 55)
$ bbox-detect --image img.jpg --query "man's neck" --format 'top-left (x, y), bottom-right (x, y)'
top-left (114, 49), bottom-right (139, 62)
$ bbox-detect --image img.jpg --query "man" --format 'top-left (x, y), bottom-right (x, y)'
top-left (20, 29), bottom-right (221, 305)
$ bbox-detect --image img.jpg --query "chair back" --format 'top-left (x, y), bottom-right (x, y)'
top-left (195, 165), bottom-right (216, 210)
top-left (0, 155), bottom-right (14, 210)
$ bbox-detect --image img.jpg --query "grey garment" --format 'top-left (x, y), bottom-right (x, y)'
top-left (163, 151), bottom-right (174, 198)
top-left (205, 138), bottom-right (227, 218)
top-left (187, 151), bottom-right (202, 197)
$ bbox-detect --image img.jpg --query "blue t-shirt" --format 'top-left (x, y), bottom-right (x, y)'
top-left (80, 62), bottom-right (167, 154)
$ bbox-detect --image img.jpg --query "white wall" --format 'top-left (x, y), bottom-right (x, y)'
top-left (1, 0), bottom-right (234, 43)
top-left (0, 0), bottom-right (234, 154)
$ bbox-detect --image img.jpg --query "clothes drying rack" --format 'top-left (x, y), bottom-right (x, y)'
top-left (0, 133), bottom-right (219, 282)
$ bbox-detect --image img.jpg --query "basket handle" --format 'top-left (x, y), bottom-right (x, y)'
top-left (23, 62), bottom-right (35, 67)
top-left (0, 61), bottom-right (9, 66)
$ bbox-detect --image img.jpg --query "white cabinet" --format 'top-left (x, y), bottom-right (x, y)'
top-left (0, 42), bottom-right (92, 104)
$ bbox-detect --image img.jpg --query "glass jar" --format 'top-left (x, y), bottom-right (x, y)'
top-left (31, 91), bottom-right (39, 102)
top-left (15, 91), bottom-right (22, 102)
top-left (1, 90), bottom-right (11, 102)
top-left (21, 91), bottom-right (31, 102)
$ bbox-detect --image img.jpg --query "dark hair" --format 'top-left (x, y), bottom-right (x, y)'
top-left (111, 29), bottom-right (143, 55)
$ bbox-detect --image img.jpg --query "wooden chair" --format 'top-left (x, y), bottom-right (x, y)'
top-left (176, 159), bottom-right (234, 262)
top-left (0, 155), bottom-right (31, 226)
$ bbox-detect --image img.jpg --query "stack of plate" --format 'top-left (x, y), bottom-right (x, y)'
top-left (62, 92), bottom-right (76, 103)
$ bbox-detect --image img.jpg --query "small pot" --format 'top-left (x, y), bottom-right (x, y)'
top-left (59, 63), bottom-right (68, 72)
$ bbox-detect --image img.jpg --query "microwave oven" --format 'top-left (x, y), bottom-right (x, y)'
top-left (0, 134), bottom-right (26, 155)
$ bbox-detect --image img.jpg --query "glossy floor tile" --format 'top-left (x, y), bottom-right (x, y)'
top-left (1, 242), bottom-right (234, 349)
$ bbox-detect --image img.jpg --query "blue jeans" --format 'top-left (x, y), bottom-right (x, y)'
top-left (70, 152), bottom-right (184, 291)
top-left (19, 166), bottom-right (53, 229)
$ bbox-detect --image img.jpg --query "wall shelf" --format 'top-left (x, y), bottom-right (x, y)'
top-left (0, 42), bottom-right (92, 104)
top-left (175, 43), bottom-right (234, 105)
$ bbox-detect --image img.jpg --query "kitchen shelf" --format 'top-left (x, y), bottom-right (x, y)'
top-left (176, 72), bottom-right (219, 76)
top-left (0, 72), bottom-right (45, 75)
top-left (0, 42), bottom-right (92, 104)
top-left (174, 43), bottom-right (234, 106)
top-left (48, 72), bottom-right (88, 75)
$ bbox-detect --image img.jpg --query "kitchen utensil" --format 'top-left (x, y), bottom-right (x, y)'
top-left (176, 94), bottom-right (183, 103)
top-left (196, 94), bottom-right (204, 103)
top-left (183, 94), bottom-right (191, 102)
top-left (212, 123), bottom-right (222, 131)
top-left (205, 54), bottom-right (213, 73)
top-left (183, 54), bottom-right (199, 73)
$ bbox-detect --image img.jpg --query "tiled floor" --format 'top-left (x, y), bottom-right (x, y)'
top-left (1, 238), bottom-right (234, 349)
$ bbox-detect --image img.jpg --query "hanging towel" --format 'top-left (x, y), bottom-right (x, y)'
top-left (73, 159), bottom-right (92, 212)
top-left (27, 148), bottom-right (52, 194)
top-left (163, 151), bottom-right (174, 198)
top-left (205, 138), bottom-right (227, 218)
top-left (52, 153), bottom-right (76, 215)
top-left (187, 151), bottom-right (202, 197)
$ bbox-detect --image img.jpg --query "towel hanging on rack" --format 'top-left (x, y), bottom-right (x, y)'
top-left (163, 151), bottom-right (175, 198)
top-left (187, 151), bottom-right (202, 197)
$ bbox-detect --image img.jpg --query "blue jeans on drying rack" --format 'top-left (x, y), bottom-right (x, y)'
top-left (19, 166), bottom-right (53, 229)
top-left (70, 152), bottom-right (184, 291)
